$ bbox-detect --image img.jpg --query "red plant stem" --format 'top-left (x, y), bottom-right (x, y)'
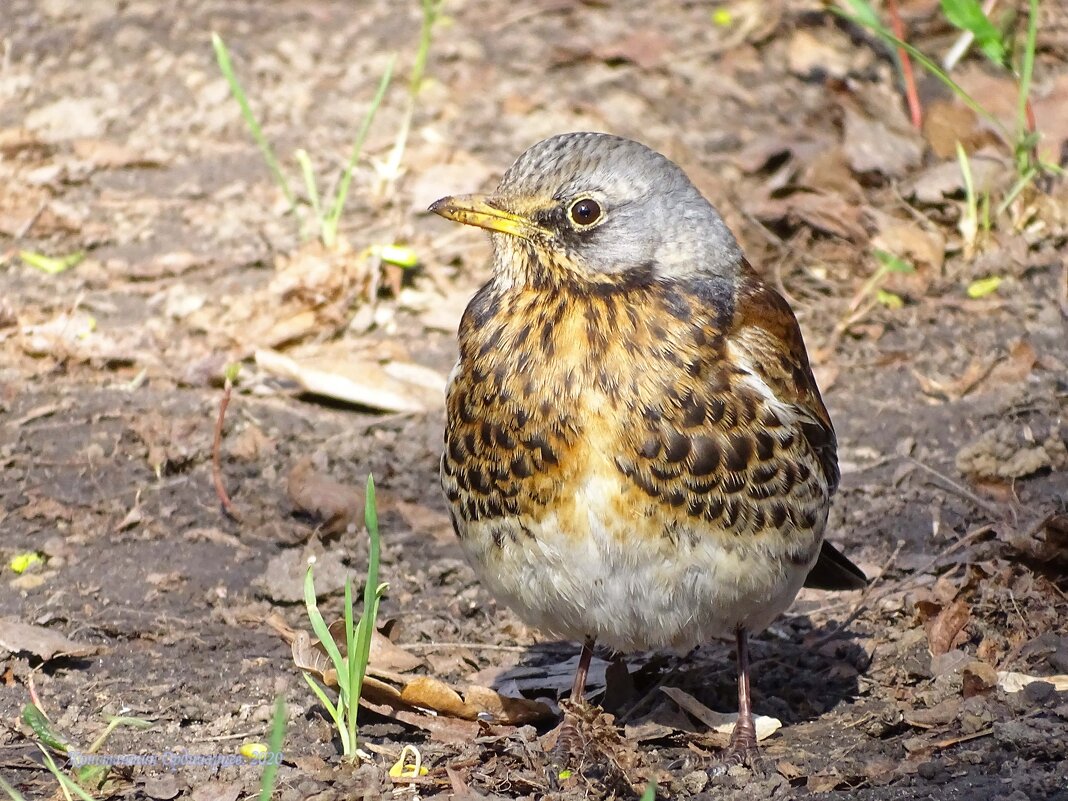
top-left (212, 377), bottom-right (239, 520)
top-left (887, 0), bottom-right (923, 129)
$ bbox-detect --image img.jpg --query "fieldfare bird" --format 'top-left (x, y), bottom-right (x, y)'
top-left (431, 132), bottom-right (867, 762)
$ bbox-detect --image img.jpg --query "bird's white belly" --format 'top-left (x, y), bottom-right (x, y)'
top-left (460, 468), bottom-right (816, 652)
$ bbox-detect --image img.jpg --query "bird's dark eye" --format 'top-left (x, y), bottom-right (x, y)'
top-left (568, 198), bottom-right (602, 227)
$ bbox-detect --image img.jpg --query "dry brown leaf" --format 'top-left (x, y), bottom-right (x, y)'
top-left (985, 340), bottom-right (1037, 387)
top-left (912, 355), bottom-right (996, 401)
top-left (256, 347), bottom-right (444, 413)
top-left (189, 780), bottom-right (242, 801)
top-left (461, 685), bottom-right (554, 725)
top-left (595, 31), bottom-right (671, 69)
top-left (360, 698), bottom-right (482, 745)
top-left (842, 103), bottom-right (924, 178)
top-left (0, 619), bottom-right (99, 660)
top-left (925, 599), bottom-right (971, 657)
top-left (752, 192), bottom-right (868, 241)
top-left (393, 499), bottom-right (456, 542)
top-left (286, 457), bottom-right (362, 535)
top-left (922, 100), bottom-right (1000, 159)
top-left (401, 675), bottom-right (472, 718)
top-left (129, 412), bottom-right (204, 475)
top-left (786, 27), bottom-right (855, 79)
top-left (371, 631), bottom-right (425, 673)
top-left (997, 671), bottom-right (1068, 693)
top-left (661, 686), bottom-right (781, 741)
top-left (870, 213), bottom-right (946, 273)
top-left (905, 154), bottom-right (1008, 205)
top-left (228, 423), bottom-right (275, 461)
top-left (292, 630), bottom-right (338, 687)
top-left (962, 660), bottom-right (998, 698)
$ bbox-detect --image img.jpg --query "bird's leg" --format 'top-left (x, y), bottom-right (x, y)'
top-left (715, 626), bottom-right (763, 772)
top-left (547, 636), bottom-right (596, 781)
top-left (570, 635), bottom-right (596, 704)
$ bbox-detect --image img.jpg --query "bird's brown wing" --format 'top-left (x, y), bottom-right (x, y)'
top-left (731, 263), bottom-right (839, 496)
top-left (732, 265), bottom-right (866, 591)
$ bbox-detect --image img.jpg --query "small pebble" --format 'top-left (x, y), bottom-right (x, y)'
top-left (680, 769), bottom-right (708, 794)
top-left (1022, 680), bottom-right (1055, 705)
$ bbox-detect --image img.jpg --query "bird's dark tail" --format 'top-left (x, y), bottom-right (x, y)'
top-left (803, 540), bottom-right (868, 591)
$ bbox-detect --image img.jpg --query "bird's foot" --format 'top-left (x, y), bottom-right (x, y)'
top-left (543, 701), bottom-right (590, 786)
top-left (709, 724), bottom-right (765, 777)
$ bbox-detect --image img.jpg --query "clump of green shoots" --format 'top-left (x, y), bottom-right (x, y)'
top-left (301, 475), bottom-right (387, 760)
top-left (6, 704), bottom-right (153, 801)
top-left (837, 0), bottom-right (1061, 198)
top-left (211, 34), bottom-right (395, 250)
top-left (376, 0), bottom-right (445, 193)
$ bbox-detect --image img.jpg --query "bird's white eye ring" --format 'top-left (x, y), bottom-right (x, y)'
top-left (569, 198), bottom-right (602, 227)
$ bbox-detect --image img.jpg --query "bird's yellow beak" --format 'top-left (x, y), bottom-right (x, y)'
top-left (429, 194), bottom-right (547, 239)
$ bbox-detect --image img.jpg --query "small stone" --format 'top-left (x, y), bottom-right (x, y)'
top-left (1022, 680), bottom-right (1055, 705)
top-left (681, 769), bottom-right (709, 794)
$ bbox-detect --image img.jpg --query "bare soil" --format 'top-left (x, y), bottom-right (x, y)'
top-left (1, 1), bottom-right (1066, 800)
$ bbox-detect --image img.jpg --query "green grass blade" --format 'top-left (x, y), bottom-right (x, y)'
top-left (0, 774), bottom-right (29, 801)
top-left (211, 32), bottom-right (298, 216)
top-left (346, 475), bottom-right (383, 742)
top-left (995, 166), bottom-right (1037, 216)
top-left (302, 673), bottom-right (341, 730)
top-left (295, 149), bottom-right (322, 234)
top-left (38, 748), bottom-right (97, 801)
top-left (639, 782), bottom-right (657, 801)
top-left (303, 565), bottom-right (346, 677)
top-left (343, 576), bottom-right (357, 750)
top-left (1016, 0), bottom-right (1038, 150)
top-left (22, 705), bottom-right (69, 753)
top-left (411, 0), bottom-right (443, 95)
top-left (323, 57), bottom-right (396, 244)
top-left (258, 697), bottom-right (286, 801)
top-left (833, 6), bottom-right (1010, 140)
top-left (940, 0), bottom-right (1006, 64)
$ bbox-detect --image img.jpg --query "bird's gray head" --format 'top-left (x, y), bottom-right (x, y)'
top-left (430, 132), bottom-right (743, 288)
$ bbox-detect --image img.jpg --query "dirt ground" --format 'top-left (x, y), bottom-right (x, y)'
top-left (1, 1), bottom-right (1067, 799)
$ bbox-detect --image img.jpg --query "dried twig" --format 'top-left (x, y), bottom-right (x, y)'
top-left (212, 373), bottom-right (240, 520)
top-left (908, 458), bottom-right (1010, 523)
top-left (887, 0), bottom-right (923, 129)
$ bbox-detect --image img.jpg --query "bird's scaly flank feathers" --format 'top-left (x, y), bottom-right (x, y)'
top-left (730, 261), bottom-right (840, 496)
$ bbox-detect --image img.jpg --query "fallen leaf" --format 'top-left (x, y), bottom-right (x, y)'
top-left (961, 661), bottom-right (998, 698)
top-left (661, 686), bottom-right (781, 741)
top-left (922, 100), bottom-right (1000, 159)
top-left (371, 631), bottom-right (425, 674)
top-left (997, 671), bottom-right (1068, 693)
top-left (912, 355), bottom-right (996, 401)
top-left (905, 154), bottom-right (1008, 204)
top-left (402, 676), bottom-right (471, 718)
top-left (871, 214), bottom-right (946, 273)
top-left (256, 347), bottom-right (444, 412)
top-left (460, 684), bottom-right (554, 725)
top-left (141, 774), bottom-right (181, 800)
top-left (595, 30), bottom-right (671, 69)
top-left (925, 599), bottom-right (971, 657)
top-left (842, 102), bottom-right (924, 178)
top-left (190, 781), bottom-right (242, 801)
top-left (286, 457), bottom-right (362, 535)
top-left (752, 191), bottom-right (868, 241)
top-left (360, 698), bottom-right (483, 745)
top-left (0, 620), bottom-right (99, 660)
